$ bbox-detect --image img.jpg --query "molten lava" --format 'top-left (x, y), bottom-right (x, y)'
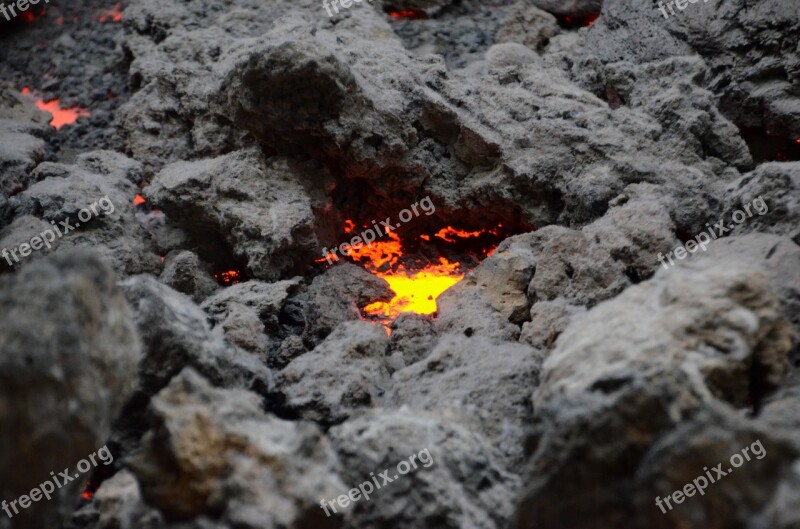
top-left (98, 2), bottom-right (123, 23)
top-left (215, 270), bottom-right (242, 286)
top-left (324, 220), bottom-right (507, 325)
top-left (386, 8), bottom-right (428, 20)
top-left (133, 194), bottom-right (147, 206)
top-left (20, 87), bottom-right (90, 129)
top-left (557, 12), bottom-right (600, 29)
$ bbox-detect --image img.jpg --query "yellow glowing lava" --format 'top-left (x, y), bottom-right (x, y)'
top-left (319, 219), bottom-right (505, 326)
top-left (363, 258), bottom-right (462, 319)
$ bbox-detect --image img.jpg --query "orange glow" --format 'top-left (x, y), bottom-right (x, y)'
top-left (99, 2), bottom-right (123, 23)
top-left (80, 483), bottom-right (94, 501)
top-left (344, 219), bottom-right (356, 233)
top-left (325, 222), bottom-right (504, 325)
top-left (795, 138), bottom-right (800, 144)
top-left (363, 258), bottom-right (462, 319)
top-left (214, 270), bottom-right (242, 286)
top-left (20, 87), bottom-right (91, 129)
top-left (434, 226), bottom-right (484, 242)
top-left (388, 8), bottom-right (427, 20)
top-left (133, 194), bottom-right (146, 206)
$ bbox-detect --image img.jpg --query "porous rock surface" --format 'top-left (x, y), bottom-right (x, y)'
top-left (0, 250), bottom-right (141, 529)
top-left (0, 0), bottom-right (799, 528)
top-left (128, 368), bottom-right (346, 528)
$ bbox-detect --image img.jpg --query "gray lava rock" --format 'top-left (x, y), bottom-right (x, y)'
top-left (276, 320), bottom-right (390, 426)
top-left (391, 334), bottom-right (541, 466)
top-left (89, 470), bottom-right (165, 529)
top-left (145, 149), bottom-right (321, 281)
top-left (575, 0), bottom-right (800, 141)
top-left (1, 150), bottom-right (159, 276)
top-left (120, 274), bottom-right (273, 398)
top-left (0, 250), bottom-right (141, 529)
top-left (329, 408), bottom-right (520, 529)
top-left (159, 250), bottom-right (218, 303)
top-left (532, 0), bottom-right (601, 17)
top-left (387, 312), bottom-right (437, 370)
top-left (201, 278), bottom-right (303, 361)
top-left (129, 368), bottom-right (345, 528)
top-left (301, 263), bottom-right (393, 347)
top-left (723, 163), bottom-right (800, 238)
top-left (513, 255), bottom-right (794, 529)
top-left (0, 83), bottom-right (51, 203)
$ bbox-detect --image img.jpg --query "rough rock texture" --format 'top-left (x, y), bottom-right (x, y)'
top-left (329, 408), bottom-right (520, 529)
top-left (129, 369), bottom-right (346, 528)
top-left (0, 250), bottom-right (141, 529)
top-left (120, 275), bottom-right (273, 399)
top-left (276, 321), bottom-right (390, 426)
top-left (299, 263), bottom-right (393, 347)
top-left (145, 149), bottom-right (325, 281)
top-left (513, 256), bottom-right (794, 529)
top-left (0, 150), bottom-right (160, 276)
top-left (201, 277), bottom-right (302, 361)
top-left (387, 312), bottom-right (437, 370)
top-left (391, 335), bottom-right (541, 466)
top-left (159, 250), bottom-right (218, 303)
top-left (0, 84), bottom-right (51, 204)
top-left (574, 0), bottom-right (800, 141)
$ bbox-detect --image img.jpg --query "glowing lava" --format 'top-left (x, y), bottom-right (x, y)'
top-left (387, 8), bottom-right (428, 20)
top-left (133, 194), bottom-right (147, 206)
top-left (99, 2), bottom-right (123, 23)
top-left (215, 270), bottom-right (242, 286)
top-left (325, 221), bottom-right (505, 325)
top-left (20, 87), bottom-right (90, 129)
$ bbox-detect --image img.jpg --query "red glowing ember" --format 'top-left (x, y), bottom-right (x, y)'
top-left (215, 270), bottom-right (242, 286)
top-left (99, 2), bottom-right (123, 23)
top-left (133, 194), bottom-right (146, 206)
top-left (558, 12), bottom-right (600, 29)
top-left (387, 8), bottom-right (428, 20)
top-left (20, 87), bottom-right (91, 130)
top-left (80, 484), bottom-right (94, 501)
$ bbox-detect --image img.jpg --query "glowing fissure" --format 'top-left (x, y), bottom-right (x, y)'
top-left (324, 220), bottom-right (505, 325)
top-left (20, 87), bottom-right (90, 129)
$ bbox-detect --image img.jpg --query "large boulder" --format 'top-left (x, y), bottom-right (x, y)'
top-left (129, 369), bottom-right (345, 528)
top-left (513, 254), bottom-right (794, 529)
top-left (329, 408), bottom-right (520, 529)
top-left (0, 250), bottom-right (141, 529)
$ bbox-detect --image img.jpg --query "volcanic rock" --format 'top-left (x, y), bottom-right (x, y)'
top-left (575, 0), bottom-right (800, 142)
top-left (300, 263), bottom-right (393, 347)
top-left (145, 149), bottom-right (322, 281)
top-left (329, 408), bottom-right (520, 529)
top-left (0, 150), bottom-right (159, 276)
top-left (159, 250), bottom-right (218, 303)
top-left (120, 274), bottom-right (273, 398)
top-left (723, 163), bottom-right (800, 238)
top-left (128, 368), bottom-right (345, 528)
top-left (387, 312), bottom-right (437, 370)
top-left (275, 320), bottom-right (390, 426)
top-left (0, 84), bottom-right (51, 204)
top-left (513, 255), bottom-right (794, 528)
top-left (391, 334), bottom-right (541, 466)
top-left (201, 277), bottom-right (303, 361)
top-left (0, 250), bottom-right (141, 529)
